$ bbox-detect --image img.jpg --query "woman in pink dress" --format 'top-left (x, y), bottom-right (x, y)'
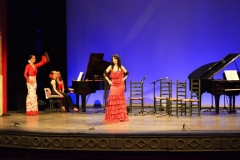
top-left (103, 54), bottom-right (129, 122)
top-left (24, 54), bottom-right (48, 115)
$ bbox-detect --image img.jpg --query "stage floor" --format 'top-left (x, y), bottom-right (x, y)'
top-left (1, 107), bottom-right (240, 158)
top-left (1, 107), bottom-right (240, 134)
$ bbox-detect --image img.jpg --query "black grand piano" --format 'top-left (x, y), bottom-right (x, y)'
top-left (188, 53), bottom-right (240, 114)
top-left (69, 53), bottom-right (110, 113)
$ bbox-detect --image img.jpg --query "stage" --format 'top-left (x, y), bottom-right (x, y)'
top-left (1, 107), bottom-right (240, 159)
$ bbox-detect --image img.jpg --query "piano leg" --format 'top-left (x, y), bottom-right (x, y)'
top-left (76, 94), bottom-right (79, 109)
top-left (81, 95), bottom-right (86, 113)
top-left (228, 95), bottom-right (237, 113)
top-left (214, 95), bottom-right (220, 114)
top-left (233, 96), bottom-right (237, 113)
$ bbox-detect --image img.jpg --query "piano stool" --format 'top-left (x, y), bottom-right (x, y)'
top-left (44, 88), bottom-right (63, 114)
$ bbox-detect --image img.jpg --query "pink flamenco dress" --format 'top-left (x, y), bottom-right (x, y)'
top-left (103, 70), bottom-right (129, 122)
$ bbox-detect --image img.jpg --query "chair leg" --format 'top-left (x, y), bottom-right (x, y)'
top-left (130, 99), bottom-right (132, 115)
top-left (176, 100), bottom-right (178, 116)
top-left (190, 102), bottom-right (192, 117)
top-left (141, 99), bottom-right (144, 113)
top-left (154, 98), bottom-right (156, 114)
top-left (50, 101), bottom-right (53, 114)
top-left (198, 102), bottom-right (200, 116)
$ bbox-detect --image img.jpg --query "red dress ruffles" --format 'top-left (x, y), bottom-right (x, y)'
top-left (103, 70), bottom-right (129, 122)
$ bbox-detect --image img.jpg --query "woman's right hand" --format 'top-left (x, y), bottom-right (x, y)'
top-left (108, 80), bottom-right (112, 85)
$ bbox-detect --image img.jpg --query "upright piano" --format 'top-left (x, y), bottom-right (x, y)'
top-left (188, 53), bottom-right (240, 114)
top-left (69, 53), bottom-right (111, 113)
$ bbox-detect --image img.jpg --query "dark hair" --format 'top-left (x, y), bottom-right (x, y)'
top-left (111, 54), bottom-right (122, 70)
top-left (50, 70), bottom-right (56, 75)
top-left (56, 71), bottom-right (62, 81)
top-left (49, 70), bottom-right (55, 79)
top-left (29, 55), bottom-right (35, 60)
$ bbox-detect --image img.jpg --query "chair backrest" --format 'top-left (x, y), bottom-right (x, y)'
top-left (176, 80), bottom-right (187, 99)
top-left (130, 81), bottom-right (143, 98)
top-left (130, 76), bottom-right (146, 99)
top-left (190, 79), bottom-right (201, 101)
top-left (160, 79), bottom-right (172, 98)
top-left (44, 88), bottom-right (52, 99)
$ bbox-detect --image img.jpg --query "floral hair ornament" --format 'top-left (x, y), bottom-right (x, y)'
top-left (49, 74), bottom-right (53, 78)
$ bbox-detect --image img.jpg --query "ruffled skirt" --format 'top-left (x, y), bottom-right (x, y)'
top-left (26, 76), bottom-right (39, 116)
top-left (103, 94), bottom-right (129, 122)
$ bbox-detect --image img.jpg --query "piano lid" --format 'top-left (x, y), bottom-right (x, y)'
top-left (188, 53), bottom-right (240, 80)
top-left (84, 53), bottom-right (111, 80)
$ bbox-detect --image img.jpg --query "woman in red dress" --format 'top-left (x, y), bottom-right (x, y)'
top-left (56, 71), bottom-right (65, 92)
top-left (56, 71), bottom-right (66, 112)
top-left (103, 54), bottom-right (129, 122)
top-left (24, 54), bottom-right (48, 115)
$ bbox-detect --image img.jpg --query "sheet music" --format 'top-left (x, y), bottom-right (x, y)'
top-left (77, 72), bottom-right (84, 81)
top-left (224, 70), bottom-right (239, 80)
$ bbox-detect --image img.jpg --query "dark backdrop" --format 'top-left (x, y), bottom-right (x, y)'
top-left (7, 0), bottom-right (66, 111)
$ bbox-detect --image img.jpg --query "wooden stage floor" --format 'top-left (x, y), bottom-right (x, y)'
top-left (1, 107), bottom-right (240, 159)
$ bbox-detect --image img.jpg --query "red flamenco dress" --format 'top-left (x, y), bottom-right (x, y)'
top-left (103, 70), bottom-right (129, 122)
top-left (24, 56), bottom-right (47, 115)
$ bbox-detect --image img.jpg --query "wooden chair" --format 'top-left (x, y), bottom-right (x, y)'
top-left (129, 76), bottom-right (147, 115)
top-left (154, 79), bottom-right (172, 116)
top-left (182, 79), bottom-right (201, 116)
top-left (44, 88), bottom-right (62, 113)
top-left (168, 80), bottom-right (187, 117)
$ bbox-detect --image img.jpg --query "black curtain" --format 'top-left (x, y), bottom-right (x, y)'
top-left (7, 0), bottom-right (67, 111)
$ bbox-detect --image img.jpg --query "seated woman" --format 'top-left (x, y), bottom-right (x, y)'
top-left (49, 70), bottom-right (79, 112)
top-left (56, 71), bottom-right (65, 92)
top-left (55, 70), bottom-right (68, 111)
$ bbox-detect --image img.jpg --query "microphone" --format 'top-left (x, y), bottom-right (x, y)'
top-left (150, 77), bottom-right (168, 84)
top-left (12, 121), bottom-right (20, 126)
top-left (141, 76), bottom-right (147, 84)
top-left (160, 77), bottom-right (168, 80)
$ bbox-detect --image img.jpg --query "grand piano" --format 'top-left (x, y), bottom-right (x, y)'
top-left (188, 53), bottom-right (240, 114)
top-left (69, 53), bottom-right (110, 113)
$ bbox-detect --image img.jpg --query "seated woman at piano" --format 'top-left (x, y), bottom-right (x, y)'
top-left (49, 70), bottom-right (79, 112)
top-left (103, 54), bottom-right (129, 122)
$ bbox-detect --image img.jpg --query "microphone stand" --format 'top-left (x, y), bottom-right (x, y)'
top-left (149, 80), bottom-right (159, 115)
top-left (157, 81), bottom-right (179, 118)
top-left (150, 78), bottom-right (168, 116)
top-left (134, 76), bottom-right (148, 116)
